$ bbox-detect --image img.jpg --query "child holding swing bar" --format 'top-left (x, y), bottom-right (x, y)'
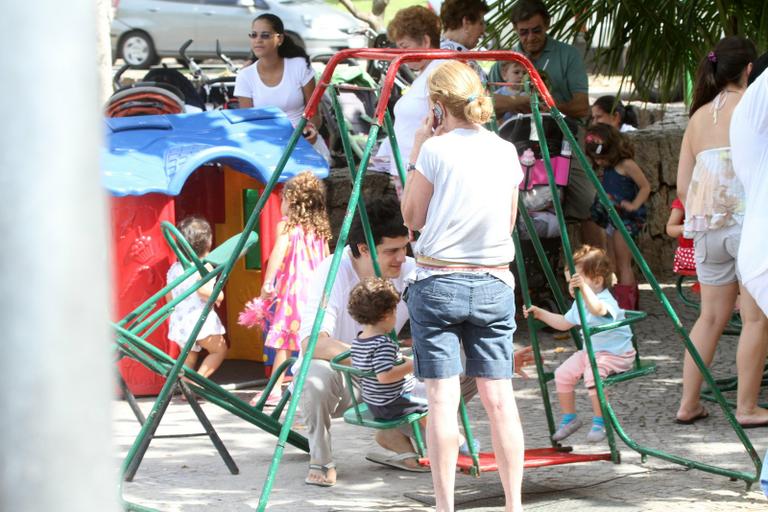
top-left (524, 245), bottom-right (636, 443)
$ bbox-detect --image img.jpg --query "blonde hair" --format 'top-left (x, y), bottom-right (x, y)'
top-left (282, 171), bottom-right (332, 240)
top-left (427, 61), bottom-right (493, 124)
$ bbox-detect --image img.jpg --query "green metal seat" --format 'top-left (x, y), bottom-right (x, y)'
top-left (330, 350), bottom-right (427, 457)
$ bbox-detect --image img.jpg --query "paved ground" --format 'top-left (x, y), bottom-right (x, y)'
top-left (116, 279), bottom-right (768, 511)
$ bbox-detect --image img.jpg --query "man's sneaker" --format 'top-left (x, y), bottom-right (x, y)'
top-left (586, 424), bottom-right (606, 443)
top-left (552, 417), bottom-right (583, 441)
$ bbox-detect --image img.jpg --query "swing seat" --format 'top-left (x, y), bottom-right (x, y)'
top-left (330, 350), bottom-right (428, 457)
top-left (418, 447), bottom-right (613, 475)
top-left (342, 402), bottom-right (427, 430)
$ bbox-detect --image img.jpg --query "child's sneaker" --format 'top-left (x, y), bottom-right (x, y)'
top-left (459, 437), bottom-right (481, 456)
top-left (552, 416), bottom-right (582, 441)
top-left (586, 417), bottom-right (606, 443)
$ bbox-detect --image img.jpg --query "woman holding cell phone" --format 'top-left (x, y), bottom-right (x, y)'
top-left (401, 60), bottom-right (526, 512)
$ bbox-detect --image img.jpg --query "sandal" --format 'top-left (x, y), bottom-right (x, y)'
top-left (305, 462), bottom-right (336, 487)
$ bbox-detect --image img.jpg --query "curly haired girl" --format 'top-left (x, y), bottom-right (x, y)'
top-left (249, 171), bottom-right (331, 405)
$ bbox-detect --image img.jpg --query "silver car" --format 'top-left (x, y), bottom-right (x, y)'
top-left (112, 0), bottom-right (368, 68)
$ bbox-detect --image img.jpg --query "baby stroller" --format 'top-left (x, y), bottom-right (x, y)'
top-left (499, 112), bottom-right (571, 309)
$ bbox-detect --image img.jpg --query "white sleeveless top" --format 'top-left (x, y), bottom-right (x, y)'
top-left (684, 147), bottom-right (744, 236)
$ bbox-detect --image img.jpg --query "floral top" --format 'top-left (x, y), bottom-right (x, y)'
top-left (684, 147), bottom-right (745, 235)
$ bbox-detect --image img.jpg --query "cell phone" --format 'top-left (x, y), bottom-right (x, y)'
top-left (432, 104), bottom-right (443, 130)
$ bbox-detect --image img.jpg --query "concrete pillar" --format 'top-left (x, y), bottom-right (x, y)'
top-left (0, 2), bottom-right (117, 511)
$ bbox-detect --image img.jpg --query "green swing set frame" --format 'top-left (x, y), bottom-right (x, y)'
top-left (114, 49), bottom-right (763, 512)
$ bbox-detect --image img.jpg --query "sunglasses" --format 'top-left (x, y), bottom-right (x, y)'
top-left (517, 26), bottom-right (545, 37)
top-left (248, 31), bottom-right (277, 40)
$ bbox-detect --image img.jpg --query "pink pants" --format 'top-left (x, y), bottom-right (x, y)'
top-left (554, 350), bottom-right (636, 396)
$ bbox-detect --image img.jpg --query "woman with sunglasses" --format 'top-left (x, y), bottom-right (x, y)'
top-left (234, 14), bottom-right (328, 161)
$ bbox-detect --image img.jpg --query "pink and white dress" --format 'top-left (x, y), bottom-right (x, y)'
top-left (264, 221), bottom-right (328, 351)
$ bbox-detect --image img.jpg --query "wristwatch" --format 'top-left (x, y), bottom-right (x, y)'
top-left (406, 162), bottom-right (417, 173)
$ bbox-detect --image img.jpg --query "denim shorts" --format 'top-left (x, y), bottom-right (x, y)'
top-left (405, 273), bottom-right (516, 379)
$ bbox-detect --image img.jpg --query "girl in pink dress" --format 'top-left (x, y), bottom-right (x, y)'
top-left (251, 171), bottom-right (330, 405)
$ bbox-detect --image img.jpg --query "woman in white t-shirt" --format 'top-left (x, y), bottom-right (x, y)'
top-left (401, 60), bottom-right (525, 512)
top-left (234, 14), bottom-right (329, 161)
top-left (377, 6), bottom-right (443, 181)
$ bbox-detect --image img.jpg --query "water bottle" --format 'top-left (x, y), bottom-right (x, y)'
top-left (561, 140), bottom-right (572, 157)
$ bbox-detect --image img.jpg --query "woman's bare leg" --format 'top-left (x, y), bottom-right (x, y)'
top-left (734, 285), bottom-right (768, 425)
top-left (677, 282), bottom-right (738, 421)
top-left (477, 377), bottom-right (524, 512)
top-left (425, 376), bottom-right (461, 512)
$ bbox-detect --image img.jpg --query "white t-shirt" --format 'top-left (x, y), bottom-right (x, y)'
top-left (389, 60), bottom-right (445, 176)
top-left (234, 57), bottom-right (314, 124)
top-left (297, 248), bottom-right (416, 353)
top-left (731, 70), bottom-right (768, 283)
top-left (413, 127), bottom-right (522, 266)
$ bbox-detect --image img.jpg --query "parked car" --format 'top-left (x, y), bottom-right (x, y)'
top-left (112, 0), bottom-right (368, 68)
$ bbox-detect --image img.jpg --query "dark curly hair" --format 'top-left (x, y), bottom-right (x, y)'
top-left (282, 171), bottom-right (332, 240)
top-left (177, 216), bottom-right (213, 257)
top-left (440, 0), bottom-right (489, 31)
top-left (387, 6), bottom-right (441, 49)
top-left (348, 196), bottom-right (408, 258)
top-left (584, 123), bottom-right (634, 169)
top-left (573, 245), bottom-right (614, 288)
top-left (348, 277), bottom-right (400, 326)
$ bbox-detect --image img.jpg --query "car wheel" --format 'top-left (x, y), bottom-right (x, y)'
top-left (120, 31), bottom-right (158, 69)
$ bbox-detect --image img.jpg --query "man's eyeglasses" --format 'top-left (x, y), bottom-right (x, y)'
top-left (248, 31), bottom-right (276, 40)
top-left (516, 26), bottom-right (544, 37)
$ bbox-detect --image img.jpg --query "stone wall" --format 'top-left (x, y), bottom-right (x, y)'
top-left (323, 110), bottom-right (687, 279)
top-left (627, 107), bottom-right (687, 278)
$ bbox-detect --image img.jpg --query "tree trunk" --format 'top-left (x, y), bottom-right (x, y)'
top-left (338, 0), bottom-right (385, 32)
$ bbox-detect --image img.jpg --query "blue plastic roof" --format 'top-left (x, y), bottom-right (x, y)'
top-left (102, 107), bottom-right (329, 197)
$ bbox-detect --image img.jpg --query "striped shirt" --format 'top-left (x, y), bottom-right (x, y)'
top-left (351, 334), bottom-right (414, 407)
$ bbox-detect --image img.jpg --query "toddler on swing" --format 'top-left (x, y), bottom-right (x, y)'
top-left (524, 245), bottom-right (636, 443)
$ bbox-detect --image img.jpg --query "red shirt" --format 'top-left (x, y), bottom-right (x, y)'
top-left (671, 198), bottom-right (693, 248)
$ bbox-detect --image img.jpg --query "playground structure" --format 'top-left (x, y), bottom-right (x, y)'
top-left (105, 108), bottom-right (328, 395)
top-left (112, 49), bottom-right (764, 511)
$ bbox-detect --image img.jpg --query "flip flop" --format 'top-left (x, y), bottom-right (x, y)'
top-left (738, 420), bottom-right (768, 429)
top-left (365, 451), bottom-right (430, 473)
top-left (675, 408), bottom-right (709, 425)
top-left (305, 462), bottom-right (336, 487)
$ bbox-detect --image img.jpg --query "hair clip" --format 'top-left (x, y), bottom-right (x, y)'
top-left (466, 94), bottom-right (478, 104)
top-left (595, 144), bottom-right (603, 155)
top-left (708, 51), bottom-right (717, 63)
top-left (585, 133), bottom-right (604, 145)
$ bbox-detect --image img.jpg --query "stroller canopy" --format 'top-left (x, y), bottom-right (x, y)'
top-left (102, 107), bottom-right (329, 197)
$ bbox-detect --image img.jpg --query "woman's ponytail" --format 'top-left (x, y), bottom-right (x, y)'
top-left (689, 36), bottom-right (756, 116)
top-left (253, 13), bottom-right (310, 67)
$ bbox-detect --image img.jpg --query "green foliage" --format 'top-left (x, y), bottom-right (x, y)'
top-left (485, 0), bottom-right (768, 101)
